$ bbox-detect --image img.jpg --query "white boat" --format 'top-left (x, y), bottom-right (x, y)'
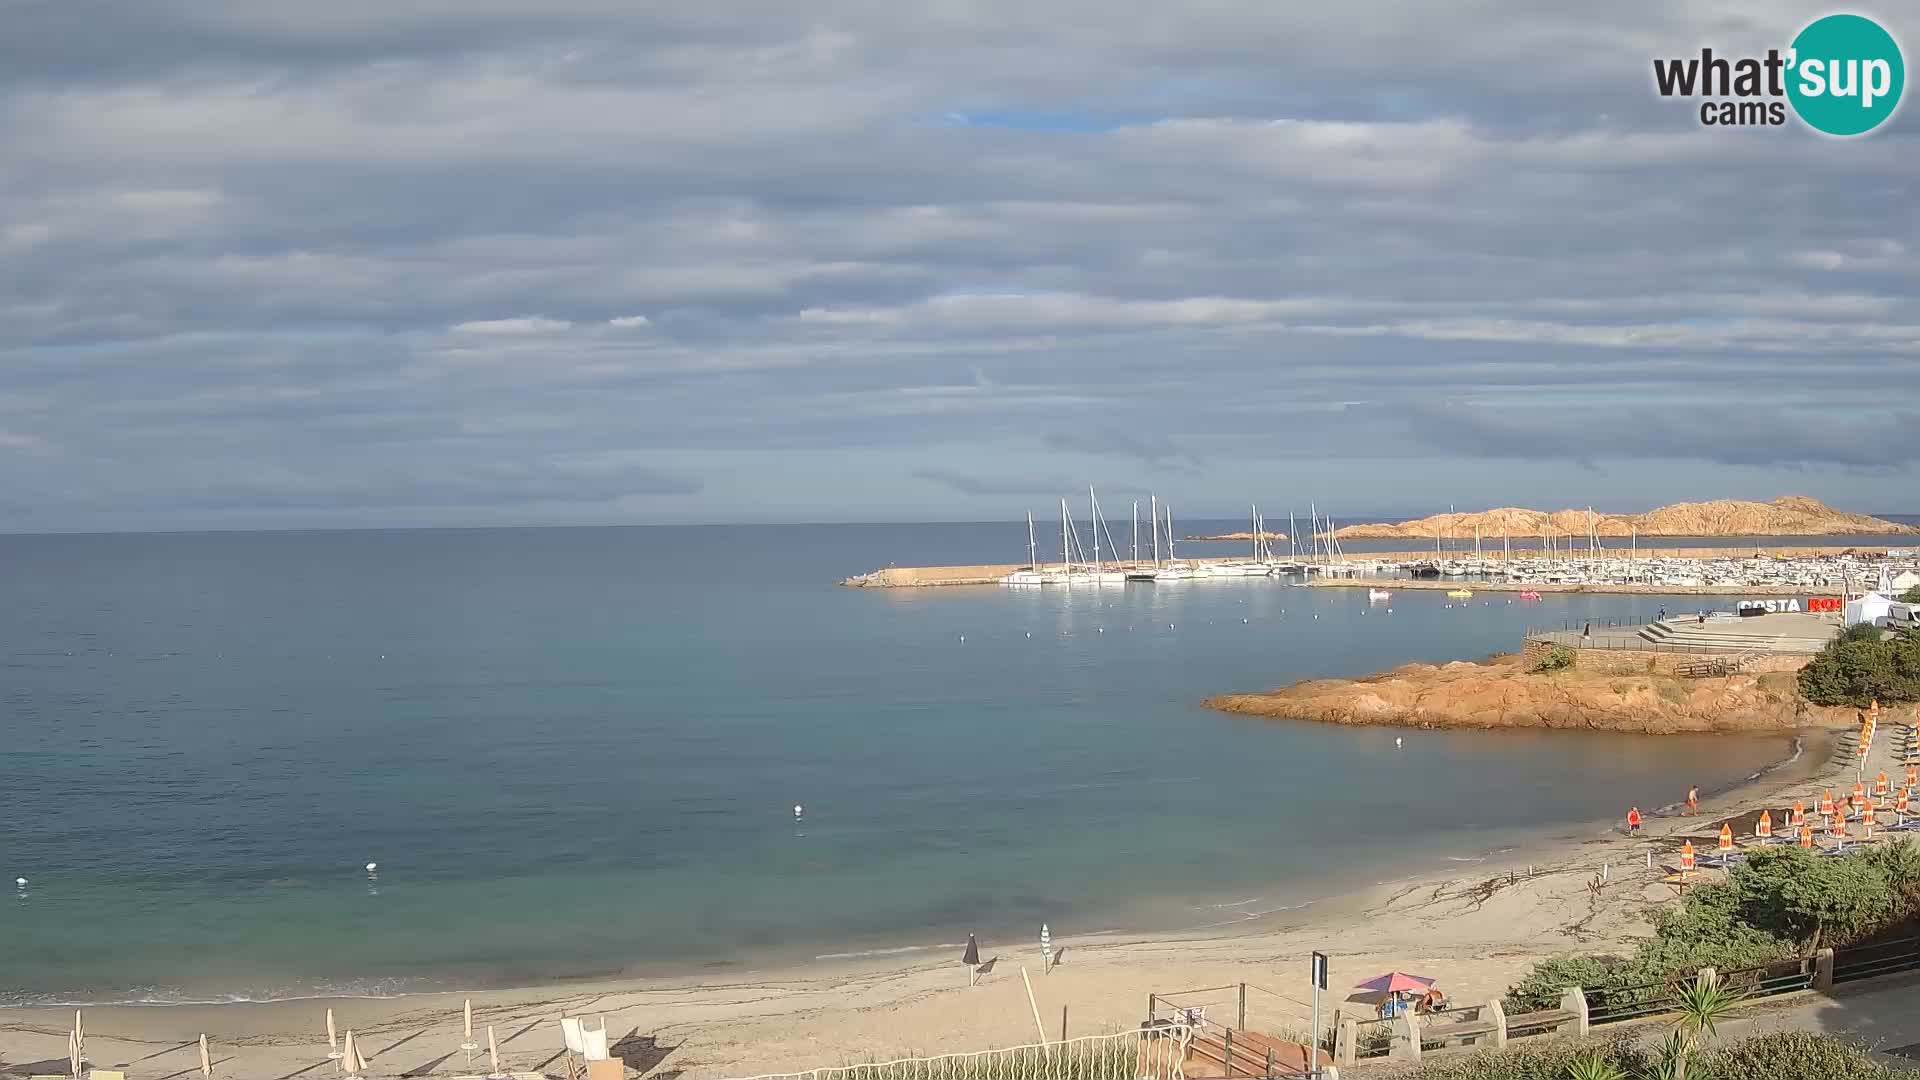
top-left (1368, 588), bottom-right (1392, 602)
top-left (1207, 561), bottom-right (1273, 577)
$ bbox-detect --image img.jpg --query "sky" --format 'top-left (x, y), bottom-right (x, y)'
top-left (1, 1), bottom-right (1915, 532)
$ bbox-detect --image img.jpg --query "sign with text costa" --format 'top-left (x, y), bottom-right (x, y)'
top-left (1735, 597), bottom-right (1842, 614)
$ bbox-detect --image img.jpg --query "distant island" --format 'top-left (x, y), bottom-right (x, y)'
top-left (1327, 496), bottom-right (1914, 540)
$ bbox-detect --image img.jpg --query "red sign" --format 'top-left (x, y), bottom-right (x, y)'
top-left (1809, 596), bottom-right (1843, 612)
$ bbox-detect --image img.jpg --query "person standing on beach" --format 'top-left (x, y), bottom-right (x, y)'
top-left (1686, 786), bottom-right (1700, 814)
top-left (1627, 806), bottom-right (1642, 835)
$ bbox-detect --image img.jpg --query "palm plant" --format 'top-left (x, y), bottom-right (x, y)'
top-left (1563, 1051), bottom-right (1627, 1080)
top-left (1664, 970), bottom-right (1740, 1080)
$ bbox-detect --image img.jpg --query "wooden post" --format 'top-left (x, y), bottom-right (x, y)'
top-left (1815, 948), bottom-right (1835, 991)
top-left (1390, 1011), bottom-right (1421, 1062)
top-left (1146, 993), bottom-right (1156, 1024)
top-left (1020, 967), bottom-right (1049, 1044)
top-left (1223, 1028), bottom-right (1234, 1078)
top-left (1560, 988), bottom-right (1589, 1037)
top-left (1486, 999), bottom-right (1507, 1048)
top-left (1336, 1018), bottom-right (1357, 1068)
top-left (1061, 1005), bottom-right (1068, 1044)
top-left (1265, 1046), bottom-right (1275, 1079)
top-left (1238, 982), bottom-right (1248, 1031)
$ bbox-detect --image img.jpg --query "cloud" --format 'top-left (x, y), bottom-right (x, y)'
top-left (0, 0), bottom-right (1914, 527)
top-left (450, 316), bottom-right (573, 334)
top-left (911, 467), bottom-right (1073, 496)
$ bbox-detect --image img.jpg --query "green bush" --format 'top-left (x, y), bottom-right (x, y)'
top-left (1530, 646), bottom-right (1576, 673)
top-left (1902, 585), bottom-right (1920, 604)
top-left (1796, 625), bottom-right (1920, 706)
top-left (1502, 954), bottom-right (1630, 1014)
top-left (1697, 1030), bottom-right (1914, 1080)
top-left (1388, 1032), bottom-right (1913, 1079)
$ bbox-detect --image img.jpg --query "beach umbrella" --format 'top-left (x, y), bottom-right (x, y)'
top-left (1822, 790), bottom-right (1837, 818)
top-left (1830, 813), bottom-right (1847, 841)
top-left (1040, 924), bottom-right (1052, 972)
top-left (1908, 765), bottom-right (1917, 789)
top-left (327, 1008), bottom-right (340, 1060)
top-left (200, 1033), bottom-right (212, 1077)
top-left (1791, 801), bottom-right (1805, 828)
top-left (1679, 840), bottom-right (1696, 880)
top-left (1871, 699), bottom-right (1882, 728)
top-left (1757, 810), bottom-right (1773, 841)
top-left (68, 1029), bottom-right (80, 1079)
top-left (1865, 800), bottom-right (1878, 838)
top-left (1354, 971), bottom-right (1435, 995)
top-left (1800, 824), bottom-right (1815, 848)
top-left (488, 1024), bottom-right (502, 1077)
top-left (1900, 789), bottom-right (1912, 821)
top-left (1876, 772), bottom-right (1890, 799)
top-left (962, 934), bottom-right (980, 967)
top-left (72, 1008), bottom-right (84, 1075)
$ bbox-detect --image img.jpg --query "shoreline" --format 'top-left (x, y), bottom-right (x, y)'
top-left (0, 732), bottom-right (1843, 1079)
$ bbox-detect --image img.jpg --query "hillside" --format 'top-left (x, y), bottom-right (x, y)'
top-left (1331, 496), bottom-right (1913, 540)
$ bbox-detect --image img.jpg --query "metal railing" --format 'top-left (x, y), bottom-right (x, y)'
top-left (1833, 935), bottom-right (1920, 984)
top-left (715, 1026), bottom-right (1194, 1080)
top-left (1586, 957), bottom-right (1816, 1027)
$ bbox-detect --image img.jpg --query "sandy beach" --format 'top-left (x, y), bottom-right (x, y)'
top-left (2, 724), bottom-right (1867, 1080)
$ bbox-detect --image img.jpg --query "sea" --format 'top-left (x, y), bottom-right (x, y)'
top-left (1, 520), bottom-right (1903, 1007)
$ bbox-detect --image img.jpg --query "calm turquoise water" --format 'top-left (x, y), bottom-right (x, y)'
top-left (0, 524), bottom-right (1816, 1004)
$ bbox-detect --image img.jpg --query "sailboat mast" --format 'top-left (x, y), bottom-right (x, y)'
top-left (1166, 505), bottom-right (1176, 563)
top-left (1090, 485), bottom-right (1100, 570)
top-left (1151, 495), bottom-right (1161, 568)
top-left (1290, 510), bottom-right (1297, 559)
top-left (1027, 510), bottom-right (1037, 568)
top-left (1060, 497), bottom-right (1069, 572)
top-left (1132, 500), bottom-right (1139, 563)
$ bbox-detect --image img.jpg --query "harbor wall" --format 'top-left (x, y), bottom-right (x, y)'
top-left (1519, 638), bottom-right (1812, 675)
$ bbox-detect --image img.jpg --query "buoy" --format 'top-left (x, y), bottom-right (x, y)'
top-left (1395, 737), bottom-right (1403, 748)
top-left (958, 635), bottom-right (965, 643)
top-left (14, 877), bottom-right (24, 888)
top-left (1025, 631), bottom-right (1031, 638)
top-left (1098, 627), bottom-right (1104, 633)
top-left (365, 862), bottom-right (378, 874)
top-left (794, 804), bottom-right (804, 818)
top-left (1242, 618), bottom-right (1248, 623)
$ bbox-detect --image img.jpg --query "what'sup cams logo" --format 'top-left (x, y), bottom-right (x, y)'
top-left (1653, 13), bottom-right (1904, 135)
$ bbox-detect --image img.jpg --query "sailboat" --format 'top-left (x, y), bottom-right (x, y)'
top-left (1073, 486), bottom-right (1127, 584)
top-left (1000, 511), bottom-right (1048, 586)
top-left (1211, 504), bottom-right (1282, 576)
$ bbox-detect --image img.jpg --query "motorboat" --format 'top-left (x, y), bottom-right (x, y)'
top-left (1368, 588), bottom-right (1392, 602)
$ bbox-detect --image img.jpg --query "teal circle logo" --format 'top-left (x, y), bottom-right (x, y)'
top-left (1787, 14), bottom-right (1905, 136)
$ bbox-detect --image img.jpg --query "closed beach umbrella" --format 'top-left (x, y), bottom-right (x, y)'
top-left (200, 1033), bottom-right (212, 1077)
top-left (1899, 789), bottom-right (1911, 819)
top-left (488, 1024), bottom-right (501, 1076)
top-left (327, 1008), bottom-right (339, 1058)
top-left (1821, 790), bottom-right (1836, 818)
top-left (68, 1029), bottom-right (80, 1078)
top-left (1876, 772), bottom-right (1890, 799)
top-left (1757, 810), bottom-right (1773, 841)
top-left (1865, 800), bottom-right (1878, 838)
top-left (1718, 823), bottom-right (1734, 854)
top-left (1791, 801), bottom-right (1805, 828)
top-left (1871, 698), bottom-right (1881, 728)
top-left (464, 998), bottom-right (474, 1043)
top-left (1830, 813), bottom-right (1847, 840)
top-left (1800, 824), bottom-right (1815, 848)
top-left (342, 1031), bottom-right (362, 1075)
top-left (1679, 840), bottom-right (1696, 879)
top-left (1040, 923), bottom-right (1052, 969)
top-left (1907, 765), bottom-right (1917, 789)
top-left (961, 934), bottom-right (980, 967)
top-left (72, 1009), bottom-right (84, 1075)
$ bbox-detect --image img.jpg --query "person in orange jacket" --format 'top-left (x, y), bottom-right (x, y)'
top-left (1626, 807), bottom-right (1643, 835)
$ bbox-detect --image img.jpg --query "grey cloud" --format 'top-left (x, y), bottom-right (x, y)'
top-left (910, 468), bottom-right (1075, 496)
top-left (0, 0), bottom-right (1915, 527)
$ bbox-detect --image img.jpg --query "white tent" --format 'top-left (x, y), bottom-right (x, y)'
top-left (1846, 591), bottom-right (1894, 626)
top-left (1890, 569), bottom-right (1920, 595)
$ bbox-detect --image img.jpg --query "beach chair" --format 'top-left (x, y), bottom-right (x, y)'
top-left (90, 1072), bottom-right (127, 1080)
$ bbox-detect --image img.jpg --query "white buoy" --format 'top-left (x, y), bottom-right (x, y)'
top-left (14, 877), bottom-right (24, 888)
top-left (1025, 631), bottom-right (1031, 638)
top-left (1395, 737), bottom-right (1403, 748)
top-left (1098, 627), bottom-right (1104, 633)
top-left (959, 635), bottom-right (965, 643)
top-left (1242, 618), bottom-right (1248, 623)
top-left (365, 862), bottom-right (378, 874)
top-left (794, 804), bottom-right (804, 818)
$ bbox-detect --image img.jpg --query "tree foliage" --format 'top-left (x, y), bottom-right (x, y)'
top-left (1529, 645), bottom-right (1576, 673)
top-left (1797, 624), bottom-right (1920, 706)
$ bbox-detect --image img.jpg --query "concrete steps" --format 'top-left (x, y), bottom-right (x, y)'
top-left (1637, 619), bottom-right (1832, 653)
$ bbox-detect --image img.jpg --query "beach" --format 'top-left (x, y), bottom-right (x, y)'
top-left (0, 723), bottom-right (1852, 1079)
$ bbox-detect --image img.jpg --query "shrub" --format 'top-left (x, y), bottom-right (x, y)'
top-left (1796, 625), bottom-right (1920, 706)
top-left (1902, 585), bottom-right (1920, 604)
top-left (1529, 646), bottom-right (1575, 673)
top-left (1502, 954), bottom-right (1630, 1014)
top-left (1696, 1030), bottom-right (1913, 1080)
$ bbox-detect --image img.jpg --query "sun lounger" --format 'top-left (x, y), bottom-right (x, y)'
top-left (90, 1072), bottom-right (127, 1080)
